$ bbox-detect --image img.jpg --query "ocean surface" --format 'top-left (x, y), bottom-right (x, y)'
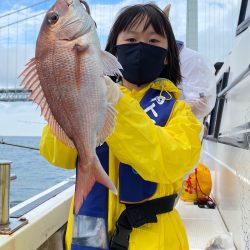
top-left (0, 136), bottom-right (75, 207)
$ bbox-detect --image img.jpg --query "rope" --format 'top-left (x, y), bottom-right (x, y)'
top-left (195, 168), bottom-right (214, 204)
top-left (0, 139), bottom-right (39, 151)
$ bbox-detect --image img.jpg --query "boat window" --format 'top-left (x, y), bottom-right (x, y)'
top-left (206, 66), bottom-right (250, 150)
top-left (237, 0), bottom-right (250, 35)
top-left (207, 70), bottom-right (229, 138)
top-left (214, 62), bottom-right (224, 75)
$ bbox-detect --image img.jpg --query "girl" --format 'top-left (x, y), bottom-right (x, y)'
top-left (40, 3), bottom-right (201, 250)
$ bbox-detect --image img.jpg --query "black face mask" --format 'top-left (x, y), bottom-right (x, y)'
top-left (116, 42), bottom-right (168, 86)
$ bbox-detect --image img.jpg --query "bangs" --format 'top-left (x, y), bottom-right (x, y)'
top-left (120, 5), bottom-right (167, 37)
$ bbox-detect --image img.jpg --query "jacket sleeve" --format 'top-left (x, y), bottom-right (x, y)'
top-left (40, 125), bottom-right (77, 169)
top-left (107, 94), bottom-right (202, 184)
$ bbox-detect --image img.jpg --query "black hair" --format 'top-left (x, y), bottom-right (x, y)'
top-left (105, 3), bottom-right (181, 85)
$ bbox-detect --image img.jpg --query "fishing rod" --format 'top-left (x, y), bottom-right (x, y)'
top-left (0, 139), bottom-right (39, 151)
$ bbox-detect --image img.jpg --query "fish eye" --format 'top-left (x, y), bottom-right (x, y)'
top-left (47, 12), bottom-right (59, 25)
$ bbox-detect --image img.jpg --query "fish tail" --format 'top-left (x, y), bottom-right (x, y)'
top-left (74, 156), bottom-right (117, 215)
top-left (93, 156), bottom-right (117, 195)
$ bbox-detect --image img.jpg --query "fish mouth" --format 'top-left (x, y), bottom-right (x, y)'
top-left (80, 0), bottom-right (90, 14)
top-left (63, 0), bottom-right (73, 6)
top-left (63, 0), bottom-right (90, 14)
top-left (61, 0), bottom-right (90, 15)
top-left (57, 0), bottom-right (93, 41)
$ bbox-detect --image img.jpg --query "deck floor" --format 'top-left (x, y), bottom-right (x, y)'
top-left (176, 200), bottom-right (231, 250)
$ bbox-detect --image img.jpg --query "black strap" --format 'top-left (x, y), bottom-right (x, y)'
top-left (110, 194), bottom-right (177, 250)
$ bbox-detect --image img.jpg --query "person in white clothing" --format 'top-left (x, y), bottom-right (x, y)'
top-left (164, 4), bottom-right (216, 122)
top-left (179, 46), bottom-right (216, 121)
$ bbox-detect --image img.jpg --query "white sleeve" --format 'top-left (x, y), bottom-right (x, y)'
top-left (180, 48), bottom-right (217, 118)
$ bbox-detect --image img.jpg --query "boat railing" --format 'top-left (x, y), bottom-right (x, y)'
top-left (0, 159), bottom-right (75, 236)
top-left (0, 160), bottom-right (28, 234)
top-left (0, 160), bottom-right (12, 225)
top-left (218, 64), bottom-right (250, 98)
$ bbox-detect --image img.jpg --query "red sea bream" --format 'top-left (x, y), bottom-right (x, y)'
top-left (20, 0), bottom-right (122, 214)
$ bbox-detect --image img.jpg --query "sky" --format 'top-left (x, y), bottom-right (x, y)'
top-left (0, 0), bottom-right (240, 136)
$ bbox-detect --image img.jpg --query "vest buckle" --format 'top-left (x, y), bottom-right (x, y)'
top-left (110, 222), bottom-right (131, 250)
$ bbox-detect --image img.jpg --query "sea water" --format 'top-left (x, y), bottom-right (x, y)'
top-left (0, 136), bottom-right (75, 207)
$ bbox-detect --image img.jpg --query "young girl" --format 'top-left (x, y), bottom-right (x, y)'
top-left (40, 3), bottom-right (201, 250)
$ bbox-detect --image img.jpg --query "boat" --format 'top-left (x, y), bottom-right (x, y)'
top-left (201, 0), bottom-right (250, 248)
top-left (0, 0), bottom-right (249, 249)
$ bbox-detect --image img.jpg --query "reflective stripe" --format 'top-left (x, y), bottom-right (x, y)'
top-left (72, 214), bottom-right (108, 249)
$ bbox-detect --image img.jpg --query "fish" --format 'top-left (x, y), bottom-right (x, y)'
top-left (19, 0), bottom-right (122, 214)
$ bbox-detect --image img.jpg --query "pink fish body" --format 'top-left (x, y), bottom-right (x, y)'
top-left (20, 0), bottom-right (121, 214)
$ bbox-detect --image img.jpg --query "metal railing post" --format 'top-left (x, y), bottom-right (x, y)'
top-left (0, 160), bottom-right (12, 225)
top-left (0, 161), bottom-right (28, 235)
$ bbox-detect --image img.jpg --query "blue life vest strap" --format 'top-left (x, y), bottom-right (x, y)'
top-left (71, 143), bottom-right (109, 250)
top-left (76, 143), bottom-right (109, 218)
top-left (119, 88), bottom-right (176, 203)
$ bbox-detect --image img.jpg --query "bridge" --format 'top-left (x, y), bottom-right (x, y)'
top-left (0, 89), bottom-right (31, 102)
top-left (0, 0), bottom-right (52, 102)
top-left (0, 0), bottom-right (236, 102)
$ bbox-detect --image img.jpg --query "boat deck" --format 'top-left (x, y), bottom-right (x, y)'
top-left (0, 176), bottom-right (233, 250)
top-left (177, 200), bottom-right (230, 249)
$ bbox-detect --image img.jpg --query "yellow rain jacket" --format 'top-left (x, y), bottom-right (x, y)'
top-left (40, 79), bottom-right (201, 250)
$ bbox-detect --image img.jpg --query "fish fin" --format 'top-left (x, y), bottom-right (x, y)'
top-left (94, 156), bottom-right (117, 195)
top-left (49, 116), bottom-right (75, 148)
top-left (74, 156), bottom-right (117, 214)
top-left (101, 50), bottom-right (123, 76)
top-left (74, 161), bottom-right (94, 214)
top-left (20, 59), bottom-right (75, 148)
top-left (96, 104), bottom-right (117, 146)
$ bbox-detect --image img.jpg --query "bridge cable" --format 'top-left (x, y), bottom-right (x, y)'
top-left (6, 15), bottom-right (10, 92)
top-left (0, 12), bottom-right (46, 30)
top-left (15, 13), bottom-right (19, 91)
top-left (0, 0), bottom-right (51, 19)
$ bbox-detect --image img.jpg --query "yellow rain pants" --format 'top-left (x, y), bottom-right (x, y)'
top-left (40, 79), bottom-right (201, 250)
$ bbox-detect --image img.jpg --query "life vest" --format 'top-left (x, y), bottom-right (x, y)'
top-left (119, 88), bottom-right (175, 203)
top-left (71, 86), bottom-right (176, 250)
top-left (176, 40), bottom-right (184, 51)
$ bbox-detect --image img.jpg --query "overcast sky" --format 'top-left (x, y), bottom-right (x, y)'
top-left (0, 0), bottom-right (240, 136)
